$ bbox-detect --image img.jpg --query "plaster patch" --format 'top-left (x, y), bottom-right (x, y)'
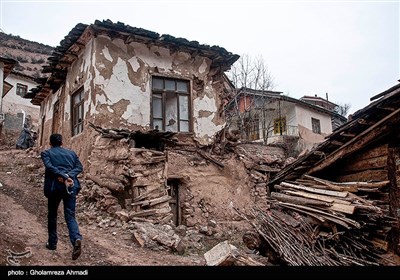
top-left (199, 60), bottom-right (207, 74)
top-left (128, 57), bottom-right (140, 72)
top-left (102, 46), bottom-right (113, 62)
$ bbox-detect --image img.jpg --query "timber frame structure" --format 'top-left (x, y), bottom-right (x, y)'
top-left (269, 82), bottom-right (400, 253)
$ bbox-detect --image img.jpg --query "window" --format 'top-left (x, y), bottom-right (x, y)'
top-left (52, 101), bottom-right (60, 134)
top-left (312, 117), bottom-right (321, 134)
top-left (16, 83), bottom-right (28, 97)
top-left (71, 88), bottom-right (84, 136)
top-left (274, 117), bottom-right (286, 134)
top-left (151, 77), bottom-right (190, 132)
top-left (245, 118), bottom-right (260, 140)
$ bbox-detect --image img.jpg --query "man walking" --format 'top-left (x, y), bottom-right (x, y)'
top-left (41, 133), bottom-right (83, 260)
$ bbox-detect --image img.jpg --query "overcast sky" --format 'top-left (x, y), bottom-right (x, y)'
top-left (1, 0), bottom-right (398, 115)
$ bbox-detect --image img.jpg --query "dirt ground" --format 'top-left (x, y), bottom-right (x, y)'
top-left (0, 148), bottom-right (206, 267)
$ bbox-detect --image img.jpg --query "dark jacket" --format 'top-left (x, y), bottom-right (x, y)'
top-left (41, 146), bottom-right (83, 197)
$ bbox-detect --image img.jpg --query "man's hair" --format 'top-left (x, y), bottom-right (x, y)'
top-left (50, 134), bottom-right (63, 147)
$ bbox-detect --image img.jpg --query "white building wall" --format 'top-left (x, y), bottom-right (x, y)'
top-left (295, 104), bottom-right (332, 134)
top-left (3, 74), bottom-right (39, 127)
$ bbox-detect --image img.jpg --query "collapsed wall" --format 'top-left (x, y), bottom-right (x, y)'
top-left (77, 125), bottom-right (287, 239)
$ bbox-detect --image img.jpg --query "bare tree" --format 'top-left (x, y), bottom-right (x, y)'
top-left (225, 54), bottom-right (276, 141)
top-left (228, 54), bottom-right (274, 90)
top-left (334, 102), bottom-right (351, 117)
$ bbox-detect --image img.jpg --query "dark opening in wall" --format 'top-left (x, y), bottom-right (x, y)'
top-left (167, 178), bottom-right (182, 226)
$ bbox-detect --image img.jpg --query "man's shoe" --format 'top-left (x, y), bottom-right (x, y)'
top-left (46, 243), bottom-right (56, 250)
top-left (72, 239), bottom-right (82, 260)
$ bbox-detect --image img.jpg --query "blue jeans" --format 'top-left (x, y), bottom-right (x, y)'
top-left (47, 186), bottom-right (82, 247)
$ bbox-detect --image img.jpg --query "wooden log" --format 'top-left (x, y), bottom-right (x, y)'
top-left (86, 174), bottom-right (124, 193)
top-left (282, 190), bottom-right (352, 205)
top-left (342, 156), bottom-right (387, 173)
top-left (197, 149), bottom-right (224, 168)
top-left (133, 187), bottom-right (165, 202)
top-left (301, 175), bottom-right (358, 192)
top-left (131, 195), bottom-right (171, 207)
top-left (131, 156), bottom-right (166, 165)
top-left (131, 147), bottom-right (165, 156)
top-left (278, 202), bottom-right (361, 228)
top-left (348, 144), bottom-right (388, 162)
top-left (328, 203), bottom-right (355, 214)
top-left (129, 209), bottom-right (157, 217)
top-left (280, 182), bottom-right (348, 198)
top-left (271, 192), bottom-right (331, 207)
top-left (336, 169), bottom-right (388, 182)
top-left (270, 209), bottom-right (300, 227)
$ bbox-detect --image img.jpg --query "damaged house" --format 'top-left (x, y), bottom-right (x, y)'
top-left (28, 20), bottom-right (283, 235)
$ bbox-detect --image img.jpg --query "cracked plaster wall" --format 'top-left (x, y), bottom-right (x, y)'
top-left (39, 35), bottom-right (227, 165)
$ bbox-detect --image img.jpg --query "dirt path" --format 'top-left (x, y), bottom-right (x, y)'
top-left (0, 149), bottom-right (204, 266)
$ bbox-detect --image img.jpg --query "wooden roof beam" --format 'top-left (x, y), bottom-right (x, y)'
top-left (307, 107), bottom-right (400, 174)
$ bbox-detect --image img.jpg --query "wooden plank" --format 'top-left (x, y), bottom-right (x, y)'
top-left (280, 182), bottom-right (348, 198)
top-left (282, 190), bottom-right (352, 205)
top-left (328, 203), bottom-right (355, 214)
top-left (129, 209), bottom-right (157, 217)
top-left (197, 150), bottom-right (224, 168)
top-left (278, 202), bottom-right (361, 228)
top-left (271, 192), bottom-right (331, 207)
top-left (342, 155), bottom-right (387, 173)
top-left (278, 203), bottom-right (350, 228)
top-left (301, 175), bottom-right (358, 192)
top-left (308, 107), bottom-right (400, 174)
top-left (348, 144), bottom-right (388, 162)
top-left (371, 238), bottom-right (389, 251)
top-left (336, 169), bottom-right (388, 182)
top-left (131, 195), bottom-right (171, 207)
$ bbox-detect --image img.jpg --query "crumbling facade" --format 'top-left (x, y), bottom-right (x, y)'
top-left (29, 20), bottom-right (288, 231)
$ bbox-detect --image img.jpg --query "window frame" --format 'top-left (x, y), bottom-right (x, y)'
top-left (71, 88), bottom-right (84, 136)
top-left (16, 83), bottom-right (28, 97)
top-left (311, 117), bottom-right (321, 134)
top-left (151, 76), bottom-right (191, 132)
top-left (274, 117), bottom-right (286, 135)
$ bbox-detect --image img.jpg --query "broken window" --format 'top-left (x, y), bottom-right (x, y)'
top-left (71, 88), bottom-right (84, 136)
top-left (151, 77), bottom-right (190, 132)
top-left (16, 83), bottom-right (28, 97)
top-left (274, 117), bottom-right (286, 135)
top-left (312, 117), bottom-right (321, 134)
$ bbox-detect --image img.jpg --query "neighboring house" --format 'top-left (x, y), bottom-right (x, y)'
top-left (269, 81), bottom-right (400, 254)
top-left (2, 71), bottom-right (40, 131)
top-left (0, 56), bottom-right (16, 136)
top-left (226, 87), bottom-right (347, 155)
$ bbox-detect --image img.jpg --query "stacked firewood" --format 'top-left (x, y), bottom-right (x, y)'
top-left (237, 175), bottom-right (397, 265)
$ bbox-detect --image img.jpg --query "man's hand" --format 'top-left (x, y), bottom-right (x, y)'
top-left (65, 178), bottom-right (74, 187)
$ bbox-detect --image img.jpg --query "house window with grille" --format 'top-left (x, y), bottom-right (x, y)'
top-left (312, 117), bottom-right (321, 134)
top-left (71, 88), bottom-right (84, 136)
top-left (16, 83), bottom-right (28, 97)
top-left (151, 77), bottom-right (190, 132)
top-left (274, 117), bottom-right (286, 134)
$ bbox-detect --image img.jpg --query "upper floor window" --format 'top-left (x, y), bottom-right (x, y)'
top-left (151, 77), bottom-right (190, 132)
top-left (274, 117), bottom-right (286, 135)
top-left (71, 88), bottom-right (84, 136)
top-left (312, 117), bottom-right (321, 134)
top-left (16, 83), bottom-right (28, 97)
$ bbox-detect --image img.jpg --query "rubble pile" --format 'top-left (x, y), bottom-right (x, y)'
top-left (238, 175), bottom-right (396, 265)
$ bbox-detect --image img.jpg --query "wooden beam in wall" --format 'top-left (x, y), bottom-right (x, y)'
top-left (307, 107), bottom-right (400, 174)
